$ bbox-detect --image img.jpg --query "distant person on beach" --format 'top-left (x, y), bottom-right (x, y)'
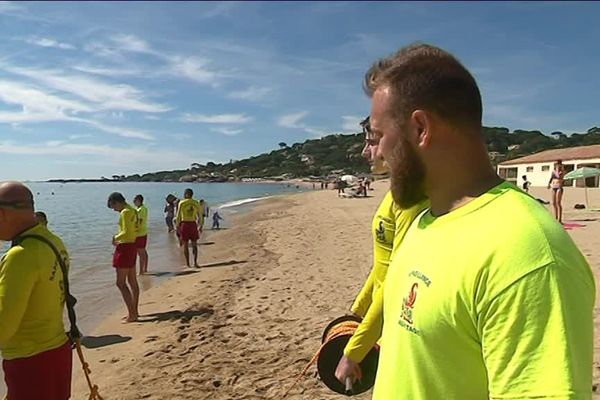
top-left (164, 194), bottom-right (177, 232)
top-left (522, 175), bottom-right (531, 193)
top-left (0, 182), bottom-right (73, 399)
top-left (354, 43), bottom-right (594, 400)
top-left (335, 116), bottom-right (429, 385)
top-left (212, 211), bottom-right (224, 230)
top-left (176, 188), bottom-right (202, 268)
top-left (133, 194), bottom-right (149, 275)
top-left (35, 210), bottom-right (48, 226)
top-left (547, 160), bottom-right (565, 223)
top-left (107, 192), bottom-right (140, 323)
top-left (198, 199), bottom-right (207, 233)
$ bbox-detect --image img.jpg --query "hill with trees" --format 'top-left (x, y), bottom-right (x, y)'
top-left (53, 126), bottom-right (600, 183)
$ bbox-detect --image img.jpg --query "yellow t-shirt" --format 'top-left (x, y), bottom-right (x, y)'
top-left (373, 182), bottom-right (595, 399)
top-left (345, 193), bottom-right (429, 362)
top-left (136, 204), bottom-right (148, 237)
top-left (0, 224), bottom-right (69, 360)
top-left (176, 198), bottom-right (200, 225)
top-left (114, 203), bottom-right (137, 244)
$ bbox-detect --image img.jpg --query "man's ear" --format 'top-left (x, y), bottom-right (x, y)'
top-left (410, 110), bottom-right (432, 149)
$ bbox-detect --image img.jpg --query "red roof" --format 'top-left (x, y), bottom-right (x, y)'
top-left (499, 144), bottom-right (600, 166)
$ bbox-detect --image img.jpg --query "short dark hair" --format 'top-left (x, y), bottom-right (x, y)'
top-left (134, 194), bottom-right (144, 203)
top-left (184, 188), bottom-right (193, 198)
top-left (35, 211), bottom-right (47, 222)
top-left (364, 42), bottom-right (482, 130)
top-left (107, 192), bottom-right (126, 207)
top-left (522, 175), bottom-right (527, 180)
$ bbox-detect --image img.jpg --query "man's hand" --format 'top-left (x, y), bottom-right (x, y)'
top-left (335, 355), bottom-right (362, 387)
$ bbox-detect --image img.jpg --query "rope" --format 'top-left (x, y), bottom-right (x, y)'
top-left (74, 338), bottom-right (104, 400)
top-left (281, 320), bottom-right (360, 398)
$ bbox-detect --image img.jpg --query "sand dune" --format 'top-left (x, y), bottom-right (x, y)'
top-left (72, 182), bottom-right (600, 399)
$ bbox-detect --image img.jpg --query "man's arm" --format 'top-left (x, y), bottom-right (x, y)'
top-left (480, 264), bottom-right (594, 399)
top-left (0, 248), bottom-right (38, 346)
top-left (350, 269), bottom-right (375, 317)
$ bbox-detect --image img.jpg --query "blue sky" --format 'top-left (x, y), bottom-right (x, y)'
top-left (1, 1), bottom-right (599, 180)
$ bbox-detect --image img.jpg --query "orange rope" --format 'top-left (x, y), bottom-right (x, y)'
top-left (74, 338), bottom-right (104, 400)
top-left (281, 320), bottom-right (359, 398)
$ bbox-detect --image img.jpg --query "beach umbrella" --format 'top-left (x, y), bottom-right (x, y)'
top-left (564, 167), bottom-right (600, 208)
top-left (340, 175), bottom-right (359, 186)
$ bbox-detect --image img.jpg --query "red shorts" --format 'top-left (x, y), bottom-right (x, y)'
top-left (135, 235), bottom-right (148, 249)
top-left (3, 341), bottom-right (72, 400)
top-left (113, 242), bottom-right (137, 269)
top-left (179, 221), bottom-right (199, 242)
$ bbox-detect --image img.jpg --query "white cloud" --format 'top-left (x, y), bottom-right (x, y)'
top-left (72, 65), bottom-right (141, 77)
top-left (0, 1), bottom-right (22, 14)
top-left (109, 34), bottom-right (154, 54)
top-left (68, 134), bottom-right (92, 140)
top-left (228, 86), bottom-right (272, 101)
top-left (182, 113), bottom-right (253, 124)
top-left (144, 115), bottom-right (160, 120)
top-left (278, 111), bottom-right (308, 128)
top-left (0, 141), bottom-right (193, 167)
top-left (0, 79), bottom-right (93, 123)
top-left (198, 2), bottom-right (237, 19)
top-left (278, 111), bottom-right (328, 137)
top-left (75, 119), bottom-right (154, 140)
top-left (341, 115), bottom-right (364, 132)
top-left (169, 56), bottom-right (220, 85)
top-left (23, 36), bottom-right (75, 50)
top-left (211, 127), bottom-right (243, 136)
top-left (2, 65), bottom-right (170, 113)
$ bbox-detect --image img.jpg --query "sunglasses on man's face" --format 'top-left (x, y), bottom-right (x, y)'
top-left (0, 201), bottom-right (32, 210)
top-left (362, 117), bottom-right (380, 146)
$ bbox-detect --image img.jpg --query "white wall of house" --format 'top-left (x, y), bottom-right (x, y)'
top-left (498, 157), bottom-right (600, 188)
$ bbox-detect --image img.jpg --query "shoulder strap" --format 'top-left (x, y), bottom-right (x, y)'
top-left (13, 234), bottom-right (81, 340)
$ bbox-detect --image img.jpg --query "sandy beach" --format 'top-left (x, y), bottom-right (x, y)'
top-left (70, 181), bottom-right (600, 399)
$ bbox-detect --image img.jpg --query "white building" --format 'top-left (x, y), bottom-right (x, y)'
top-left (497, 144), bottom-right (600, 188)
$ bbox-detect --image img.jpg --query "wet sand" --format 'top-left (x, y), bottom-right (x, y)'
top-left (64, 182), bottom-right (600, 399)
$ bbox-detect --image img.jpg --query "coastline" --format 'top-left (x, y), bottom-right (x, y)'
top-left (67, 183), bottom-right (600, 399)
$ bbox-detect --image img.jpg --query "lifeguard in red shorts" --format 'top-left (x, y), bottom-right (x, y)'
top-left (133, 194), bottom-right (149, 275)
top-left (0, 181), bottom-right (73, 400)
top-left (107, 192), bottom-right (140, 323)
top-left (176, 188), bottom-right (202, 268)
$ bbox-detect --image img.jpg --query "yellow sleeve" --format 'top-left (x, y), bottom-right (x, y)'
top-left (0, 247), bottom-right (38, 346)
top-left (350, 269), bottom-right (375, 317)
top-left (175, 202), bottom-right (183, 225)
top-left (344, 283), bottom-right (383, 363)
top-left (114, 208), bottom-right (136, 242)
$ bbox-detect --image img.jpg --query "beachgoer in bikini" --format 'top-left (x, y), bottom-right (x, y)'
top-left (547, 160), bottom-right (565, 223)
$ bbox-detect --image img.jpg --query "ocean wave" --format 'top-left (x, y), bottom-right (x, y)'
top-left (218, 196), bottom-right (271, 209)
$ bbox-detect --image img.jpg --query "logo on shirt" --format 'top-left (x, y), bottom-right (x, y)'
top-left (401, 282), bottom-right (419, 325)
top-left (375, 220), bottom-right (386, 243)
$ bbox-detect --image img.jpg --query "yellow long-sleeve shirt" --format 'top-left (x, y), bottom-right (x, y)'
top-left (344, 194), bottom-right (429, 362)
top-left (114, 203), bottom-right (138, 244)
top-left (0, 224), bottom-right (69, 360)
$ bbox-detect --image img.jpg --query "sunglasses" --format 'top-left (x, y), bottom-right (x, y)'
top-left (361, 116), bottom-right (380, 146)
top-left (0, 200), bottom-right (33, 210)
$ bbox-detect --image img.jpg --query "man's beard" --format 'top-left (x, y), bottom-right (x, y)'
top-left (389, 135), bottom-right (427, 209)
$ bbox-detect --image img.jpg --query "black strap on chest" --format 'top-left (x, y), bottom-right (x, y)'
top-left (12, 234), bottom-right (81, 341)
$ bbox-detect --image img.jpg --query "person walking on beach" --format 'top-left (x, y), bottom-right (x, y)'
top-left (362, 43), bottom-right (594, 399)
top-left (0, 182), bottom-right (73, 399)
top-left (176, 188), bottom-right (202, 268)
top-left (107, 192), bottom-right (140, 322)
top-left (212, 210), bottom-right (224, 230)
top-left (164, 194), bottom-right (177, 232)
top-left (134, 194), bottom-right (149, 275)
top-left (335, 116), bottom-right (428, 386)
top-left (522, 175), bottom-right (532, 193)
top-left (547, 160), bottom-right (565, 223)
